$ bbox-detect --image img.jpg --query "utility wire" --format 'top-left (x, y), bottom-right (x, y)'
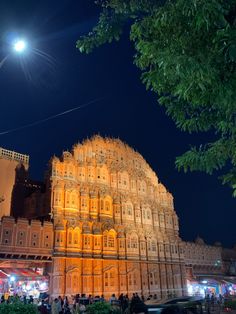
top-left (0, 97), bottom-right (104, 136)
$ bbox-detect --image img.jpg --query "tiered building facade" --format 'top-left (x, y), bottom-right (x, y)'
top-left (48, 136), bottom-right (186, 298)
top-left (5, 137), bottom-right (235, 298)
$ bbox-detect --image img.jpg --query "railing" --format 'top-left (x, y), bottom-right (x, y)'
top-left (0, 147), bottom-right (29, 164)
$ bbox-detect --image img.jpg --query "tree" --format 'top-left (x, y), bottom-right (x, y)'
top-left (0, 298), bottom-right (38, 314)
top-left (77, 0), bottom-right (236, 194)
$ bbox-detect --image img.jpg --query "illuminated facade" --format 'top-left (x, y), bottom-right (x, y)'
top-left (48, 136), bottom-right (186, 298)
top-left (0, 148), bottom-right (29, 218)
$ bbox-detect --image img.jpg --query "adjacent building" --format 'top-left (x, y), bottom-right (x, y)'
top-left (0, 148), bottom-right (29, 217)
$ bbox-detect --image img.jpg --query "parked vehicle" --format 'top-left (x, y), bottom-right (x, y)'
top-left (146, 296), bottom-right (204, 314)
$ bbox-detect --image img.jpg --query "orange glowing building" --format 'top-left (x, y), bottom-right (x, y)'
top-left (48, 136), bottom-right (186, 298)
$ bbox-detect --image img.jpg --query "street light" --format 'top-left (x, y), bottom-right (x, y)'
top-left (0, 38), bottom-right (28, 69)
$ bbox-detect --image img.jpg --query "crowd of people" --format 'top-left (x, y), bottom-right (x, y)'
top-left (0, 291), bottom-right (234, 314)
top-left (41, 292), bottom-right (149, 313)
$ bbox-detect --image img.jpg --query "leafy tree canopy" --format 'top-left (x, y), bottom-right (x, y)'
top-left (77, 0), bottom-right (236, 194)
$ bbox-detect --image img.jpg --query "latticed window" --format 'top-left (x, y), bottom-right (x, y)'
top-left (84, 236), bottom-right (90, 246)
top-left (127, 206), bottom-right (132, 216)
top-left (108, 235), bottom-right (114, 247)
top-left (131, 237), bottom-right (138, 249)
top-left (141, 242), bottom-right (146, 251)
top-left (105, 201), bottom-right (110, 211)
top-left (104, 235), bottom-right (108, 247)
top-left (104, 235), bottom-right (115, 248)
top-left (152, 241), bottom-right (157, 252)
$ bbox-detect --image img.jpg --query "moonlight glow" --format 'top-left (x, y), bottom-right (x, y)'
top-left (13, 40), bottom-right (27, 53)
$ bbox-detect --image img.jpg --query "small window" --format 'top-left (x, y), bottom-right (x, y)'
top-left (4, 239), bottom-right (8, 244)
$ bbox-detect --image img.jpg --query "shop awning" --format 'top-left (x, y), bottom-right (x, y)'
top-left (196, 275), bottom-right (236, 285)
top-left (0, 268), bottom-right (48, 281)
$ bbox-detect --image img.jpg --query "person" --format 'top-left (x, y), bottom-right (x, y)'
top-left (131, 298), bottom-right (148, 314)
top-left (57, 296), bottom-right (63, 314)
top-left (0, 295), bottom-right (4, 303)
top-left (88, 294), bottom-right (93, 304)
top-left (130, 293), bottom-right (142, 314)
top-left (123, 294), bottom-right (129, 313)
top-left (109, 293), bottom-right (117, 305)
top-left (38, 303), bottom-right (48, 314)
top-left (79, 302), bottom-right (86, 313)
top-left (63, 296), bottom-right (69, 309)
top-left (64, 303), bottom-right (71, 314)
top-left (52, 298), bottom-right (59, 314)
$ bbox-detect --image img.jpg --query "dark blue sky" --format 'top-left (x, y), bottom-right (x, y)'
top-left (0, 1), bottom-right (235, 247)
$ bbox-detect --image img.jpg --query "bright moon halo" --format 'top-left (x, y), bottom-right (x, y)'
top-left (13, 40), bottom-right (27, 53)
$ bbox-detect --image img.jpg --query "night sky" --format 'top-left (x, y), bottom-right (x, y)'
top-left (0, 1), bottom-right (235, 247)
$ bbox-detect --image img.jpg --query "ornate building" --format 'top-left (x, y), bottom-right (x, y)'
top-left (48, 136), bottom-right (186, 298)
top-left (184, 237), bottom-right (223, 283)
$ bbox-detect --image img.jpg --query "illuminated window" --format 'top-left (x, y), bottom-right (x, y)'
top-left (104, 235), bottom-right (114, 248)
top-left (108, 235), bottom-right (114, 247)
top-left (84, 236), bottom-right (90, 246)
top-left (105, 201), bottom-right (110, 211)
